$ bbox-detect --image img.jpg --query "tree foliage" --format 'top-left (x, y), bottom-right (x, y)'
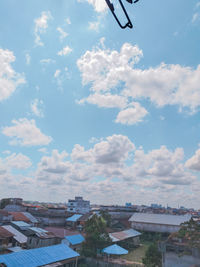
top-left (142, 243), bottom-right (162, 267)
top-left (99, 210), bottom-right (111, 227)
top-left (82, 214), bottom-right (112, 257)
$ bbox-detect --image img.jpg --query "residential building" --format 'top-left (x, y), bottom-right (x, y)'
top-left (0, 227), bottom-right (14, 251)
top-left (0, 210), bottom-right (13, 225)
top-left (0, 244), bottom-right (79, 267)
top-left (1, 225), bottom-right (27, 248)
top-left (129, 213), bottom-right (192, 233)
top-left (67, 197), bottom-right (90, 214)
top-left (109, 229), bottom-right (141, 247)
top-left (62, 234), bottom-right (85, 252)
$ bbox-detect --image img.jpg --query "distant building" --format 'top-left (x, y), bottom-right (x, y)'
top-left (67, 197), bottom-right (90, 214)
top-left (129, 213), bottom-right (192, 233)
top-left (1, 198), bottom-right (25, 212)
top-left (151, 203), bottom-right (162, 209)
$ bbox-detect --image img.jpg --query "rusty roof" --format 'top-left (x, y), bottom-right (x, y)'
top-left (9, 212), bottom-right (30, 223)
top-left (0, 226), bottom-right (14, 239)
top-left (45, 227), bottom-right (80, 239)
top-left (109, 229), bottom-right (141, 242)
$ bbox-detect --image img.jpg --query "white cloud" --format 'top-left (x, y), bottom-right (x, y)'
top-left (57, 27), bottom-right (68, 41)
top-left (30, 99), bottom-right (44, 117)
top-left (5, 153), bottom-right (32, 169)
top-left (40, 58), bottom-right (55, 65)
top-left (192, 12), bottom-right (200, 23)
top-left (185, 149), bottom-right (200, 171)
top-left (0, 48), bottom-right (25, 102)
top-left (65, 18), bottom-right (71, 25)
top-left (115, 102), bottom-right (148, 125)
top-left (54, 69), bottom-right (61, 78)
top-left (25, 53), bottom-right (31, 65)
top-left (77, 0), bottom-right (107, 12)
top-left (57, 46), bottom-right (72, 56)
top-left (89, 21), bottom-right (100, 31)
top-left (34, 11), bottom-right (52, 46)
top-left (77, 43), bottom-right (200, 125)
top-left (2, 118), bottom-right (52, 146)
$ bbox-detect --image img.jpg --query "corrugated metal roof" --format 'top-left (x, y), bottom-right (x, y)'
top-left (10, 212), bottom-right (30, 223)
top-left (109, 229), bottom-right (141, 242)
top-left (29, 227), bottom-right (48, 234)
top-left (129, 213), bottom-right (191, 226)
top-left (0, 226), bottom-right (14, 239)
top-left (66, 214), bottom-right (82, 222)
top-left (0, 244), bottom-right (79, 267)
top-left (11, 221), bottom-right (30, 228)
top-left (103, 244), bottom-right (128, 255)
top-left (44, 227), bottom-right (79, 238)
top-left (22, 212), bottom-right (38, 223)
top-left (65, 234), bottom-right (85, 245)
top-left (2, 225), bottom-right (27, 244)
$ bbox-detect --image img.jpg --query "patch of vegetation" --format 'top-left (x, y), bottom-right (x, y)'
top-left (142, 243), bottom-right (162, 267)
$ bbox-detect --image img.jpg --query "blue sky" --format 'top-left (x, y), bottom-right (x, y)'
top-left (0, 0), bottom-right (200, 208)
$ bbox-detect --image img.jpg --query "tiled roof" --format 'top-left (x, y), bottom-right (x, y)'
top-left (129, 213), bottom-right (192, 226)
top-left (0, 244), bottom-right (79, 267)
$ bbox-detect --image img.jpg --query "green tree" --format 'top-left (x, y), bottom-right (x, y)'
top-left (99, 210), bottom-right (111, 227)
top-left (142, 243), bottom-right (162, 267)
top-left (82, 214), bottom-right (112, 257)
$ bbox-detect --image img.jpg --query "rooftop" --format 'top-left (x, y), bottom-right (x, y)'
top-left (66, 214), bottom-right (82, 222)
top-left (0, 244), bottom-right (79, 267)
top-left (2, 225), bottom-right (27, 244)
top-left (109, 229), bottom-right (141, 242)
top-left (129, 213), bottom-right (192, 226)
top-left (64, 234), bottom-right (85, 245)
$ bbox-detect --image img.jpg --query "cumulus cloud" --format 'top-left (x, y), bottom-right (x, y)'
top-left (0, 48), bottom-right (25, 102)
top-left (77, 0), bottom-right (107, 12)
top-left (185, 149), bottom-right (200, 171)
top-left (5, 153), bottom-right (32, 169)
top-left (57, 46), bottom-right (72, 56)
top-left (34, 11), bottom-right (52, 46)
top-left (2, 118), bottom-right (52, 146)
top-left (30, 99), bottom-right (44, 117)
top-left (77, 43), bottom-right (200, 125)
top-left (115, 102), bottom-right (148, 125)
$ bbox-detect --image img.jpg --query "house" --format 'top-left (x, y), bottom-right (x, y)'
top-left (66, 214), bottom-right (82, 229)
top-left (2, 225), bottom-right (27, 248)
top-left (0, 226), bottom-right (14, 251)
top-left (26, 227), bottom-right (61, 249)
top-left (44, 227), bottom-right (80, 239)
top-left (0, 244), bottom-right (79, 267)
top-left (0, 210), bottom-right (13, 225)
top-left (129, 213), bottom-right (192, 233)
top-left (9, 212), bottom-right (38, 225)
top-left (109, 229), bottom-right (141, 248)
top-left (62, 234), bottom-right (85, 251)
top-left (67, 197), bottom-right (90, 214)
top-left (11, 221), bottom-right (31, 231)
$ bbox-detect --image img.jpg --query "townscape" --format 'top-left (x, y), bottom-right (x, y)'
top-left (0, 197), bottom-right (200, 267)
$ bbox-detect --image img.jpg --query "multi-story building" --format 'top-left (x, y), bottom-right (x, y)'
top-left (67, 197), bottom-right (90, 214)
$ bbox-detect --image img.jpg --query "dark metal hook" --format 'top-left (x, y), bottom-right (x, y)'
top-left (105, 0), bottom-right (139, 29)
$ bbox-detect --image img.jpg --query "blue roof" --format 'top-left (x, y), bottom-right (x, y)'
top-left (103, 244), bottom-right (128, 255)
top-left (66, 214), bottom-right (82, 222)
top-left (12, 221), bottom-right (30, 227)
top-left (65, 234), bottom-right (85, 245)
top-left (0, 244), bottom-right (79, 267)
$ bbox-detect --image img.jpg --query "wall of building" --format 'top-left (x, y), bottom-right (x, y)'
top-left (164, 252), bottom-right (200, 267)
top-left (131, 222), bottom-right (180, 233)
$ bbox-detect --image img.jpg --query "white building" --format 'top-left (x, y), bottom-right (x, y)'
top-left (129, 213), bottom-right (192, 233)
top-left (67, 197), bottom-right (90, 214)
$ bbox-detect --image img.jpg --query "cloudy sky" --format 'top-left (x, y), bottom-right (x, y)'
top-left (0, 0), bottom-right (200, 208)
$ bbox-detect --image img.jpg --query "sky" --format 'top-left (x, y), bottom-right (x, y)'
top-left (0, 0), bottom-right (200, 208)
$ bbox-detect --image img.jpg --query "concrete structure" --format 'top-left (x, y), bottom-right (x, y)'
top-left (67, 197), bottom-right (90, 214)
top-left (129, 213), bottom-right (192, 233)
